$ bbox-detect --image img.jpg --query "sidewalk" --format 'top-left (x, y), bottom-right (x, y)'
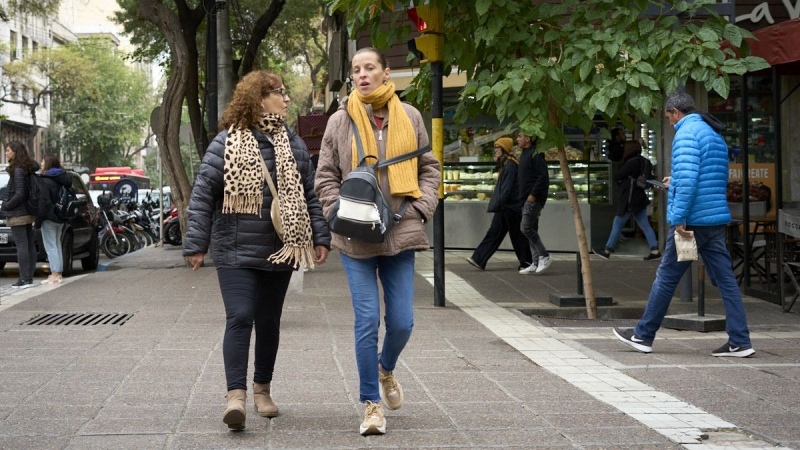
top-left (0, 245), bottom-right (796, 449)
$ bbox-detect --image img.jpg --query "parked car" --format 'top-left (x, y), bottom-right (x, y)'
top-left (0, 170), bottom-right (100, 276)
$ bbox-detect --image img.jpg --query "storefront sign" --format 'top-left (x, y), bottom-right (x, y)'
top-left (727, 163), bottom-right (777, 218)
top-left (779, 209), bottom-right (800, 238)
top-left (735, 0), bottom-right (799, 28)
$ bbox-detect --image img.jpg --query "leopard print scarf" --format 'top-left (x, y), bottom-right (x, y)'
top-left (222, 113), bottom-right (315, 269)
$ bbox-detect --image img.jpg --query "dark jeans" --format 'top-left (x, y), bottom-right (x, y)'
top-left (11, 224), bottom-right (36, 280)
top-left (217, 267), bottom-right (292, 391)
top-left (471, 209), bottom-right (532, 269)
top-left (521, 201), bottom-right (548, 261)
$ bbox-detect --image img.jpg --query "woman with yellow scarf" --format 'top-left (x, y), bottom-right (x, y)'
top-left (315, 47), bottom-right (440, 436)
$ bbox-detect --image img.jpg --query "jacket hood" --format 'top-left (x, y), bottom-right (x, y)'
top-left (695, 112), bottom-right (725, 133)
top-left (43, 167), bottom-right (66, 177)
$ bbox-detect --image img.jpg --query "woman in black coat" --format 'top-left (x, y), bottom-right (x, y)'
top-left (183, 70), bottom-right (331, 430)
top-left (593, 140), bottom-right (661, 260)
top-left (467, 137), bottom-right (532, 270)
top-left (1, 141), bottom-right (39, 288)
top-left (38, 154), bottom-right (73, 284)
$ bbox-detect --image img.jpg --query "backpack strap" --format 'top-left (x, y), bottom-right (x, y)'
top-left (349, 117), bottom-right (430, 168)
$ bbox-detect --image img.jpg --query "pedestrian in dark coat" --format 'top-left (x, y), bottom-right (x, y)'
top-left (183, 70), bottom-right (331, 430)
top-left (517, 132), bottom-right (552, 274)
top-left (38, 154), bottom-right (73, 284)
top-left (467, 137), bottom-right (532, 270)
top-left (1, 141), bottom-right (39, 288)
top-left (593, 140), bottom-right (660, 260)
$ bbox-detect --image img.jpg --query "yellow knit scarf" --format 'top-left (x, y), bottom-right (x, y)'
top-left (347, 81), bottom-right (421, 198)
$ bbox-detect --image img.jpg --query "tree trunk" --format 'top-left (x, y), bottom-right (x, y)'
top-left (137, 0), bottom-right (194, 235)
top-left (240, 0), bottom-right (286, 75)
top-left (549, 102), bottom-right (597, 319)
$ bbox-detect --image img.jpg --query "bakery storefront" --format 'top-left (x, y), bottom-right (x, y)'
top-left (427, 88), bottom-right (665, 253)
top-left (711, 3), bottom-right (800, 306)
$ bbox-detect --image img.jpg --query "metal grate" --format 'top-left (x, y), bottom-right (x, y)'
top-left (22, 313), bottom-right (133, 326)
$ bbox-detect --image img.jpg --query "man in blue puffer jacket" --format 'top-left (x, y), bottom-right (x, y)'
top-left (613, 91), bottom-right (754, 358)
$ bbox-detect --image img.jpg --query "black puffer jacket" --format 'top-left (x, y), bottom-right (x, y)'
top-left (2, 162), bottom-right (40, 218)
top-left (36, 168), bottom-right (73, 227)
top-left (614, 155), bottom-right (652, 216)
top-left (183, 125), bottom-right (331, 270)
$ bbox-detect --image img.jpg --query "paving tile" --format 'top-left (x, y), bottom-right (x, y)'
top-left (66, 434), bottom-right (168, 449)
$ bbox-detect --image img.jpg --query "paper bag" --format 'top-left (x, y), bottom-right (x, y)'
top-left (674, 230), bottom-right (698, 262)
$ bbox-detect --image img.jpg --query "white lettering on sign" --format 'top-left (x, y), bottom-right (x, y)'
top-left (729, 167), bottom-right (770, 180)
top-left (735, 0), bottom-right (800, 25)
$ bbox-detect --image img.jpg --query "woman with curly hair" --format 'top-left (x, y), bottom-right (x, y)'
top-left (183, 70), bottom-right (331, 430)
top-left (2, 141), bottom-right (40, 288)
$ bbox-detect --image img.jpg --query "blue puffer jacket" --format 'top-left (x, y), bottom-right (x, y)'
top-left (667, 113), bottom-right (731, 226)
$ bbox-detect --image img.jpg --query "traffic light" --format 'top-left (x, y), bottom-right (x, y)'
top-left (407, 5), bottom-right (443, 63)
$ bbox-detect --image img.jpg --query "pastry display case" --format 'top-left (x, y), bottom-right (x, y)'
top-left (433, 161), bottom-right (616, 252)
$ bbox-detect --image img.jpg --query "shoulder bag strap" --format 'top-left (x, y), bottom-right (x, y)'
top-left (258, 153), bottom-right (279, 201)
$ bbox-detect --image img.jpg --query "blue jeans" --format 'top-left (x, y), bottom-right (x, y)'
top-left (634, 225), bottom-right (751, 347)
top-left (605, 208), bottom-right (658, 251)
top-left (41, 220), bottom-right (65, 273)
top-left (340, 250), bottom-right (415, 403)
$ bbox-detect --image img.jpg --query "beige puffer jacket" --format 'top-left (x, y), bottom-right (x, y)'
top-left (314, 99), bottom-right (440, 259)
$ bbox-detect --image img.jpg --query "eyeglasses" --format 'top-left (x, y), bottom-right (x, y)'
top-left (267, 88), bottom-right (290, 99)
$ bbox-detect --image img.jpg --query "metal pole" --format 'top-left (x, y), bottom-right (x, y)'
top-left (697, 264), bottom-right (705, 316)
top-left (576, 252), bottom-right (583, 296)
top-left (432, 60), bottom-right (445, 307)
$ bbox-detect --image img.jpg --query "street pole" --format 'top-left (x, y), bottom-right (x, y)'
top-left (431, 61), bottom-right (444, 307)
top-left (407, 4), bottom-right (445, 307)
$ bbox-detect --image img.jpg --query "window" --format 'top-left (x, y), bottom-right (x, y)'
top-left (22, 36), bottom-right (28, 57)
top-left (9, 31), bottom-right (17, 60)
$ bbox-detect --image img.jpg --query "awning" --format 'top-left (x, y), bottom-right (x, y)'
top-left (746, 18), bottom-right (800, 69)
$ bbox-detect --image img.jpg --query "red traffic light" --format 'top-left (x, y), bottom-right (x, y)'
top-left (407, 7), bottom-right (427, 32)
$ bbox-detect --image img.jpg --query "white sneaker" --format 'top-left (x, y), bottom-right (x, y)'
top-left (535, 255), bottom-right (552, 273)
top-left (518, 264), bottom-right (538, 274)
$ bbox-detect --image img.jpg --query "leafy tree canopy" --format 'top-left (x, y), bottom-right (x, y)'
top-left (46, 39), bottom-right (155, 170)
top-left (330, 0), bottom-right (770, 147)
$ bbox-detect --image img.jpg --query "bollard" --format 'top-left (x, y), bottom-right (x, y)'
top-left (697, 263), bottom-right (705, 317)
top-left (679, 265), bottom-right (693, 302)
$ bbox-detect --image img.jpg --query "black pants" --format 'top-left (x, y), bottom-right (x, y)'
top-left (471, 210), bottom-right (532, 269)
top-left (11, 224), bottom-right (36, 280)
top-left (217, 267), bottom-right (292, 391)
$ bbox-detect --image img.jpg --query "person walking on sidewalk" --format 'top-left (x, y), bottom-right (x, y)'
top-left (613, 91), bottom-right (754, 358)
top-left (467, 137), bottom-right (532, 271)
top-left (593, 140), bottom-right (661, 261)
top-left (37, 154), bottom-right (73, 285)
top-left (516, 132), bottom-right (551, 274)
top-left (315, 47), bottom-right (440, 436)
top-left (183, 70), bottom-right (331, 431)
top-left (1, 141), bottom-right (39, 289)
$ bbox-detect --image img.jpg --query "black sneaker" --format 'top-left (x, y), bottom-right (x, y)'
top-left (592, 247), bottom-right (610, 260)
top-left (11, 279), bottom-right (33, 289)
top-left (612, 327), bottom-right (652, 353)
top-left (643, 252), bottom-right (662, 261)
top-left (712, 343), bottom-right (755, 358)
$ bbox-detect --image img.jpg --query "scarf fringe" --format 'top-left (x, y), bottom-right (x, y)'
top-left (222, 193), bottom-right (262, 217)
top-left (268, 243), bottom-right (316, 270)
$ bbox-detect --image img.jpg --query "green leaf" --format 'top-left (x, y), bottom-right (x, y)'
top-left (723, 23), bottom-right (743, 48)
top-left (636, 61), bottom-right (654, 73)
top-left (475, 0), bottom-right (492, 16)
top-left (574, 84), bottom-right (592, 102)
top-left (695, 27), bottom-right (719, 43)
top-left (579, 61), bottom-right (593, 81)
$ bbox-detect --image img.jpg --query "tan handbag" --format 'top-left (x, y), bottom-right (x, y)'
top-left (7, 214), bottom-right (35, 226)
top-left (259, 157), bottom-right (284, 240)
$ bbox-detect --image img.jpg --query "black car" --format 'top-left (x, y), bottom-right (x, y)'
top-left (0, 170), bottom-right (100, 276)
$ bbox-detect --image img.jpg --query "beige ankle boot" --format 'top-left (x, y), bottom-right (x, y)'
top-left (223, 389), bottom-right (246, 430)
top-left (253, 382), bottom-right (279, 417)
